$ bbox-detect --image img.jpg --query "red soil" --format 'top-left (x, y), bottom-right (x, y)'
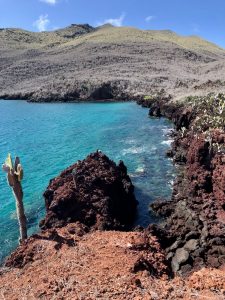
top-left (1, 227), bottom-right (224, 300)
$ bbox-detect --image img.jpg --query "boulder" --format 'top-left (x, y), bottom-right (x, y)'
top-left (40, 151), bottom-right (138, 231)
top-left (171, 248), bottom-right (189, 272)
top-left (184, 239), bottom-right (198, 252)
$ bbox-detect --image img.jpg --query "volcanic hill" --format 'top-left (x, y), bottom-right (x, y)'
top-left (1, 24), bottom-right (225, 102)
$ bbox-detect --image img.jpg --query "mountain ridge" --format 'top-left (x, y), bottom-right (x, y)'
top-left (0, 24), bottom-right (225, 102)
top-left (1, 24), bottom-right (224, 53)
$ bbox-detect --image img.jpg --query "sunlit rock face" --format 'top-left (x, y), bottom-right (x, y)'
top-left (40, 151), bottom-right (138, 231)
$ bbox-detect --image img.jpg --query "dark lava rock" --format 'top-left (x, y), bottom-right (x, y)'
top-left (175, 108), bottom-right (194, 130)
top-left (150, 199), bottom-right (174, 217)
top-left (166, 149), bottom-right (174, 158)
top-left (40, 151), bottom-right (138, 231)
top-left (149, 105), bottom-right (162, 117)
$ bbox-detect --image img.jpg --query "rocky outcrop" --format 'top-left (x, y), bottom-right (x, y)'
top-left (142, 97), bottom-right (225, 275)
top-left (165, 132), bottom-right (225, 274)
top-left (40, 151), bottom-right (138, 231)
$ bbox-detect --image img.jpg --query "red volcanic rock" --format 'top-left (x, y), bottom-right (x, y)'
top-left (146, 98), bottom-right (225, 275)
top-left (40, 151), bottom-right (138, 231)
top-left (212, 154), bottom-right (225, 207)
top-left (4, 229), bottom-right (225, 300)
top-left (186, 135), bottom-right (212, 194)
top-left (163, 131), bottom-right (225, 274)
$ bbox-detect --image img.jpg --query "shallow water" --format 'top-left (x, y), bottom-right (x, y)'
top-left (0, 100), bottom-right (175, 262)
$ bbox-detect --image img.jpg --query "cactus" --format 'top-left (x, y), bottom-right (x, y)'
top-left (2, 154), bottom-right (27, 243)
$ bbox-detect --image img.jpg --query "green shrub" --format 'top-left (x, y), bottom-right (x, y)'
top-left (144, 95), bottom-right (154, 101)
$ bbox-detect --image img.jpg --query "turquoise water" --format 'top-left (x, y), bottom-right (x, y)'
top-left (0, 100), bottom-right (175, 262)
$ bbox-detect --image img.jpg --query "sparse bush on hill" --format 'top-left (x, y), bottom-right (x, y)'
top-left (185, 93), bottom-right (225, 131)
top-left (182, 93), bottom-right (225, 154)
top-left (1, 25), bottom-right (225, 102)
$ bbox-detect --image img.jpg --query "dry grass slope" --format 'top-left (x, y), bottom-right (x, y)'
top-left (0, 24), bottom-right (225, 102)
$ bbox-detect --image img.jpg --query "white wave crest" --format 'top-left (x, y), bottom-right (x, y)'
top-left (161, 139), bottom-right (173, 146)
top-left (122, 146), bottom-right (146, 155)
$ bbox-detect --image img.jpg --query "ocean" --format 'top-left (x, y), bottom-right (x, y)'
top-left (0, 100), bottom-right (175, 262)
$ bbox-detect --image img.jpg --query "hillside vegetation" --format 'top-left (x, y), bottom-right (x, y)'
top-left (0, 24), bottom-right (225, 101)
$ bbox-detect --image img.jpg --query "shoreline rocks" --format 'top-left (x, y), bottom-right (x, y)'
top-left (1, 95), bottom-right (224, 281)
top-left (138, 97), bottom-right (225, 275)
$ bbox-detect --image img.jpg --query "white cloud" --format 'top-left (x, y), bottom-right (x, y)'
top-left (97, 13), bottom-right (126, 27)
top-left (145, 15), bottom-right (155, 22)
top-left (33, 14), bottom-right (50, 31)
top-left (40, 0), bottom-right (57, 5)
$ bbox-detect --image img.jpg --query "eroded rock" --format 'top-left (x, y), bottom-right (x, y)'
top-left (171, 248), bottom-right (189, 273)
top-left (40, 151), bottom-right (138, 231)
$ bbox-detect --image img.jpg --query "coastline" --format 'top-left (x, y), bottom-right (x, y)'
top-left (1, 19), bottom-right (225, 298)
top-left (137, 95), bottom-right (225, 274)
top-left (0, 94), bottom-right (224, 299)
top-left (0, 100), bottom-right (174, 263)
top-left (0, 97), bottom-right (134, 103)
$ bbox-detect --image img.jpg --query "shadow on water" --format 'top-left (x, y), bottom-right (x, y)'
top-left (26, 205), bottom-right (45, 229)
top-left (134, 186), bottom-right (162, 227)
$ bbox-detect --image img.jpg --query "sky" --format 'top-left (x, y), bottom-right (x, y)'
top-left (0, 0), bottom-right (225, 48)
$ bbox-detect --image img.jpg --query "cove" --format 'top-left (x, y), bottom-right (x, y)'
top-left (0, 100), bottom-right (175, 262)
